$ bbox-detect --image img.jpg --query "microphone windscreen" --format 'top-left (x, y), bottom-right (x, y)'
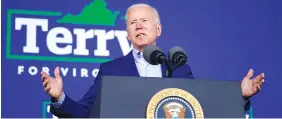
top-left (143, 45), bottom-right (163, 65)
top-left (168, 46), bottom-right (187, 63)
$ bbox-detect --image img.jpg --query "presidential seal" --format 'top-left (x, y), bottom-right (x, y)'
top-left (146, 88), bottom-right (204, 119)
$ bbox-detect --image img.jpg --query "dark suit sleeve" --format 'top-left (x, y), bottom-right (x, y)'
top-left (174, 64), bottom-right (194, 79)
top-left (50, 64), bottom-right (104, 118)
top-left (185, 64), bottom-right (194, 79)
top-left (244, 97), bottom-right (251, 115)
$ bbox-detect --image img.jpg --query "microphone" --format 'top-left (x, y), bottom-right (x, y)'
top-left (143, 45), bottom-right (166, 65)
top-left (168, 46), bottom-right (187, 68)
top-left (143, 45), bottom-right (173, 77)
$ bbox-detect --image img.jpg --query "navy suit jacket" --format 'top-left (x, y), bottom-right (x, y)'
top-left (50, 50), bottom-right (194, 118)
top-left (50, 50), bottom-right (249, 117)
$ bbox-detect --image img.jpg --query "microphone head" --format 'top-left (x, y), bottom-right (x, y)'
top-left (168, 46), bottom-right (187, 67)
top-left (143, 45), bottom-right (165, 65)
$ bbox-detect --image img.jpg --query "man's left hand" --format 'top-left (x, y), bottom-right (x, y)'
top-left (241, 69), bottom-right (265, 98)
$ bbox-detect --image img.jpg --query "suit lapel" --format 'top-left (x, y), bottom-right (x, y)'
top-left (122, 50), bottom-right (140, 77)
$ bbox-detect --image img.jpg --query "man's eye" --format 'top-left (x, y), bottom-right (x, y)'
top-left (131, 22), bottom-right (136, 24)
top-left (142, 19), bottom-right (148, 22)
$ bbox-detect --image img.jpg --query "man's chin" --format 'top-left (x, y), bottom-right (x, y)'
top-left (136, 43), bottom-right (153, 48)
top-left (132, 41), bottom-right (156, 48)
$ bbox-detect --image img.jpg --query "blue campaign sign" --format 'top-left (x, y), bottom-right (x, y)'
top-left (2, 0), bottom-right (282, 118)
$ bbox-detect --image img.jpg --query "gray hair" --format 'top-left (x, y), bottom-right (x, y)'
top-left (125, 3), bottom-right (161, 25)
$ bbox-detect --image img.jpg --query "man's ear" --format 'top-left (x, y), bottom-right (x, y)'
top-left (126, 28), bottom-right (131, 41)
top-left (157, 24), bottom-right (162, 37)
top-left (127, 35), bottom-right (131, 41)
top-left (127, 37), bottom-right (132, 41)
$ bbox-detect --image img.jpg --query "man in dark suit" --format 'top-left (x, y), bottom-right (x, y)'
top-left (41, 3), bottom-right (265, 118)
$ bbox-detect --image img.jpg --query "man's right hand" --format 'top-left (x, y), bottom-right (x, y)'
top-left (41, 67), bottom-right (63, 99)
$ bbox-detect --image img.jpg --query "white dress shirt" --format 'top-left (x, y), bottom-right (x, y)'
top-left (132, 48), bottom-right (162, 78)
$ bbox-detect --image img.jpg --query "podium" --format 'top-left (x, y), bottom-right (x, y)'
top-left (89, 76), bottom-right (245, 118)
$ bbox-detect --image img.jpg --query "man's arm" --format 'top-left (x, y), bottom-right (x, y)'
top-left (241, 69), bottom-right (264, 114)
top-left (51, 92), bottom-right (65, 108)
top-left (244, 97), bottom-right (251, 115)
top-left (174, 64), bottom-right (194, 79)
top-left (50, 64), bottom-right (104, 118)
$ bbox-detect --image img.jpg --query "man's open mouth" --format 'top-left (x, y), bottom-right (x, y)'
top-left (136, 33), bottom-right (146, 38)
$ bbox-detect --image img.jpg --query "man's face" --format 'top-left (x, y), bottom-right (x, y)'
top-left (126, 6), bottom-right (162, 51)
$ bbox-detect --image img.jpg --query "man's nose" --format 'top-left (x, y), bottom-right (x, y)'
top-left (136, 22), bottom-right (143, 30)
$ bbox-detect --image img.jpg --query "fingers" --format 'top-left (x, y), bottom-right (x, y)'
top-left (44, 85), bottom-right (51, 93)
top-left (257, 77), bottom-right (265, 86)
top-left (41, 71), bottom-right (51, 91)
top-left (253, 83), bottom-right (261, 93)
top-left (245, 69), bottom-right (254, 79)
top-left (54, 67), bottom-right (61, 79)
top-left (258, 85), bottom-right (261, 91)
top-left (41, 71), bottom-right (48, 82)
top-left (253, 72), bottom-right (265, 92)
top-left (253, 73), bottom-right (265, 84)
top-left (41, 71), bottom-right (52, 83)
top-left (253, 86), bottom-right (258, 93)
top-left (43, 79), bottom-right (48, 88)
top-left (253, 78), bottom-right (264, 93)
top-left (256, 78), bottom-right (264, 90)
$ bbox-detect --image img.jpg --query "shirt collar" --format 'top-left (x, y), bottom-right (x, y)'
top-left (132, 48), bottom-right (143, 60)
top-left (132, 47), bottom-right (162, 67)
top-left (132, 47), bottom-right (150, 66)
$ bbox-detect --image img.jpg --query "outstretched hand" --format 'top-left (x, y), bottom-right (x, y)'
top-left (41, 67), bottom-right (63, 99)
top-left (241, 69), bottom-right (265, 98)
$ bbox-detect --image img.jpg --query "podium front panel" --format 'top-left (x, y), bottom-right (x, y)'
top-left (90, 76), bottom-right (245, 118)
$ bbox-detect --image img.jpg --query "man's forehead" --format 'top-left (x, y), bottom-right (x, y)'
top-left (132, 5), bottom-right (152, 10)
top-left (127, 7), bottom-right (153, 19)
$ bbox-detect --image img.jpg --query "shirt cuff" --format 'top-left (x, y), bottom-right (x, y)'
top-left (51, 92), bottom-right (65, 108)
